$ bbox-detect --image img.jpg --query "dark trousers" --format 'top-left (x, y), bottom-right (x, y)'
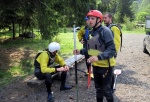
top-left (34, 67), bottom-right (67, 93)
top-left (93, 66), bottom-right (114, 102)
top-left (85, 54), bottom-right (91, 72)
top-left (83, 43), bottom-right (91, 72)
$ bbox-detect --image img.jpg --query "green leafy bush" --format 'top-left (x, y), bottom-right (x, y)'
top-left (136, 12), bottom-right (148, 23)
top-left (123, 16), bottom-right (134, 31)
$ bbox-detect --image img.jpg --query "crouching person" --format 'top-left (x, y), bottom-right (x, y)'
top-left (34, 42), bottom-right (72, 102)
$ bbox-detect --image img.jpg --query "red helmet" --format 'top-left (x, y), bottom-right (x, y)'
top-left (86, 10), bottom-right (103, 21)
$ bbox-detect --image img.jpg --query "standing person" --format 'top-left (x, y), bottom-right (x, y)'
top-left (77, 17), bottom-right (93, 78)
top-left (34, 42), bottom-right (72, 102)
top-left (103, 12), bottom-right (122, 92)
top-left (73, 10), bottom-right (116, 102)
top-left (103, 12), bottom-right (122, 56)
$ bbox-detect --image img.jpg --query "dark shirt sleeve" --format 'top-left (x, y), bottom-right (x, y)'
top-left (80, 48), bottom-right (88, 56)
top-left (97, 27), bottom-right (116, 60)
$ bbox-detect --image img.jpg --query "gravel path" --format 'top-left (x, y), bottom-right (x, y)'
top-left (0, 34), bottom-right (150, 102)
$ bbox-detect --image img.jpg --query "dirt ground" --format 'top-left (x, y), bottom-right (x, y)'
top-left (0, 34), bottom-right (150, 102)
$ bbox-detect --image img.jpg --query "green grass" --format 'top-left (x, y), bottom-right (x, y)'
top-left (121, 24), bottom-right (146, 34)
top-left (54, 32), bottom-right (82, 57)
top-left (122, 28), bottom-right (145, 34)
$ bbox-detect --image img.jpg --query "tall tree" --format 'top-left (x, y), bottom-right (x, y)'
top-left (20, 0), bottom-right (36, 32)
top-left (115, 0), bottom-right (134, 23)
top-left (138, 0), bottom-right (150, 15)
top-left (0, 0), bottom-right (20, 39)
top-left (131, 1), bottom-right (140, 18)
top-left (34, 0), bottom-right (66, 40)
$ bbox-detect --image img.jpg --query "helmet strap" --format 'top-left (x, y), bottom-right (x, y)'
top-left (49, 51), bottom-right (56, 57)
top-left (93, 17), bottom-right (100, 29)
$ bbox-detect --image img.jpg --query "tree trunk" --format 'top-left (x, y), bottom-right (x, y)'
top-left (12, 21), bottom-right (15, 40)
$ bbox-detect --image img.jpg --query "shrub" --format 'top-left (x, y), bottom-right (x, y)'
top-left (123, 16), bottom-right (134, 31)
top-left (136, 12), bottom-right (148, 23)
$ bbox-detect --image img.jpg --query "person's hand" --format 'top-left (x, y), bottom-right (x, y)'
top-left (63, 65), bottom-right (69, 71)
top-left (57, 66), bottom-right (69, 72)
top-left (73, 49), bottom-right (80, 55)
top-left (87, 56), bottom-right (98, 63)
top-left (80, 39), bottom-right (85, 44)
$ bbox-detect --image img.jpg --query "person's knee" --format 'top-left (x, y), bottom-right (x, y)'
top-left (45, 73), bottom-right (52, 83)
top-left (96, 88), bottom-right (103, 93)
top-left (96, 89), bottom-right (103, 99)
top-left (61, 71), bottom-right (67, 75)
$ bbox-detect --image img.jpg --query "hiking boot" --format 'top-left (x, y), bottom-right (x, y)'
top-left (60, 84), bottom-right (72, 90)
top-left (112, 88), bottom-right (116, 93)
top-left (85, 72), bottom-right (94, 79)
top-left (47, 92), bottom-right (54, 102)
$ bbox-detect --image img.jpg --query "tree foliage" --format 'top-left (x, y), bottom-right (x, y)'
top-left (97, 0), bottom-right (134, 23)
top-left (138, 0), bottom-right (150, 14)
top-left (131, 1), bottom-right (140, 19)
top-left (0, 0), bottom-right (150, 41)
top-left (135, 0), bottom-right (150, 23)
top-left (137, 12), bottom-right (148, 23)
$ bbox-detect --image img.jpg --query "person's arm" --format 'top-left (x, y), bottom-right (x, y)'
top-left (97, 27), bottom-right (116, 60)
top-left (54, 53), bottom-right (66, 66)
top-left (54, 54), bottom-right (70, 72)
top-left (38, 52), bottom-right (56, 73)
top-left (80, 48), bottom-right (88, 55)
top-left (77, 27), bottom-right (85, 42)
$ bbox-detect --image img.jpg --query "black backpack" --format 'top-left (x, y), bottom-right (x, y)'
top-left (34, 50), bottom-right (52, 68)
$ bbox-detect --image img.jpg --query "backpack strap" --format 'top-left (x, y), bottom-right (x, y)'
top-left (120, 31), bottom-right (122, 51)
top-left (109, 24), bottom-right (122, 52)
top-left (34, 52), bottom-right (42, 68)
